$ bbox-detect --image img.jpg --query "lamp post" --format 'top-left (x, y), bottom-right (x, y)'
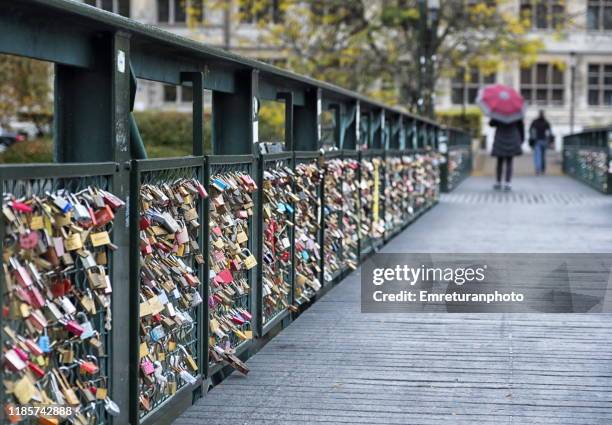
top-left (569, 51), bottom-right (577, 134)
top-left (418, 0), bottom-right (440, 118)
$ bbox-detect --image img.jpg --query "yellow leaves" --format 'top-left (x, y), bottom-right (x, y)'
top-left (469, 2), bottom-right (496, 18)
top-left (550, 59), bottom-right (567, 72)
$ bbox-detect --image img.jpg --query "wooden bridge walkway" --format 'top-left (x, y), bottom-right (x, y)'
top-left (175, 175), bottom-right (612, 425)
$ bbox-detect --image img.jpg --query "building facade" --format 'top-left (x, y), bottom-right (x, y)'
top-left (436, 0), bottom-right (612, 151)
top-left (79, 0), bottom-right (282, 111)
top-left (83, 0), bottom-right (612, 150)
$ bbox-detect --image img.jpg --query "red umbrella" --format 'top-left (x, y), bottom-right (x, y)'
top-left (477, 84), bottom-right (525, 124)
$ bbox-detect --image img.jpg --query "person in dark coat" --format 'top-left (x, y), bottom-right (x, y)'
top-left (490, 119), bottom-right (524, 191)
top-left (529, 110), bottom-right (553, 175)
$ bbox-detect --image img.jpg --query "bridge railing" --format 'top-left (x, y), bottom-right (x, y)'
top-left (563, 127), bottom-right (611, 194)
top-left (439, 127), bottom-right (473, 193)
top-left (0, 1), bottom-right (469, 424)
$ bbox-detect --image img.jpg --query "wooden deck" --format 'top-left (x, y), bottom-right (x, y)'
top-left (174, 176), bottom-right (612, 425)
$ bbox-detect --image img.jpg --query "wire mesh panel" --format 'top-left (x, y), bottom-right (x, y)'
top-left (131, 157), bottom-right (206, 421)
top-left (0, 163), bottom-right (122, 425)
top-left (258, 153), bottom-right (294, 335)
top-left (563, 130), bottom-right (611, 194)
top-left (322, 151), bottom-right (343, 284)
top-left (443, 146), bottom-right (472, 192)
top-left (384, 150), bottom-right (410, 237)
top-left (564, 147), bottom-right (609, 193)
top-left (207, 155), bottom-right (256, 375)
top-left (412, 149), bottom-right (441, 214)
top-left (440, 130), bottom-right (472, 193)
top-left (293, 152), bottom-right (323, 305)
top-left (340, 151), bottom-right (359, 273)
top-left (360, 150), bottom-right (385, 258)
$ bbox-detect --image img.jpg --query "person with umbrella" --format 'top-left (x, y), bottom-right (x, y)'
top-left (477, 84), bottom-right (526, 191)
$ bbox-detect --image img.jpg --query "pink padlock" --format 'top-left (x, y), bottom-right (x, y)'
top-left (140, 358), bottom-right (155, 375)
top-left (19, 231), bottom-right (39, 250)
top-left (64, 319), bottom-right (84, 337)
top-left (10, 201), bottom-right (33, 213)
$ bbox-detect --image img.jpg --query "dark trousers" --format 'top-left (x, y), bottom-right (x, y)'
top-left (496, 156), bottom-right (513, 183)
top-left (533, 140), bottom-right (547, 174)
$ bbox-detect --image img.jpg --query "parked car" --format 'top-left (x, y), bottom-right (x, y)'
top-left (0, 126), bottom-right (27, 148)
top-left (9, 121), bottom-right (40, 139)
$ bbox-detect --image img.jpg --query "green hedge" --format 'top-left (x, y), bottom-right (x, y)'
top-left (0, 137), bottom-right (53, 163)
top-left (133, 110), bottom-right (211, 157)
top-left (436, 108), bottom-right (482, 139)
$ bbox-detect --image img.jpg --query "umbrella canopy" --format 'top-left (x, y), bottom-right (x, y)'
top-left (477, 84), bottom-right (525, 124)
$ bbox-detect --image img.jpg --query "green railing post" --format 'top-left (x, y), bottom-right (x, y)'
top-left (212, 69), bottom-right (259, 155)
top-left (294, 88), bottom-right (321, 151)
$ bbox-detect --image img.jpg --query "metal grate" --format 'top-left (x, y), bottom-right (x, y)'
top-left (207, 158), bottom-right (255, 367)
top-left (441, 191), bottom-right (611, 205)
top-left (137, 162), bottom-right (204, 419)
top-left (259, 155), bottom-right (293, 331)
top-left (1, 169), bottom-right (115, 425)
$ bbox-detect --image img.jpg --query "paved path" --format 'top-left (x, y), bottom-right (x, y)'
top-left (174, 176), bottom-right (612, 425)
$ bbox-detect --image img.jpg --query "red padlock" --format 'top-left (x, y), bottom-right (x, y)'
top-left (141, 241), bottom-right (153, 255)
top-left (139, 216), bottom-right (151, 230)
top-left (79, 360), bottom-right (99, 375)
top-left (231, 315), bottom-right (245, 325)
top-left (50, 278), bottom-right (71, 298)
top-left (94, 205), bottom-right (115, 227)
top-left (28, 360), bottom-right (45, 378)
top-left (10, 201), bottom-right (33, 213)
top-left (64, 319), bottom-right (84, 336)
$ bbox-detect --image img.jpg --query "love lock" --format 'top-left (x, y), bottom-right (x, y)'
top-left (76, 312), bottom-right (95, 340)
top-left (104, 396), bottom-right (121, 417)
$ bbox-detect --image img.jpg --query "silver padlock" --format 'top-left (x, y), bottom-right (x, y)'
top-left (104, 397), bottom-right (121, 417)
top-left (76, 312), bottom-right (95, 340)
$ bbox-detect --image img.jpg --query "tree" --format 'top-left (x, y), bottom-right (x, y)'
top-left (0, 54), bottom-right (52, 134)
top-left (220, 0), bottom-right (543, 117)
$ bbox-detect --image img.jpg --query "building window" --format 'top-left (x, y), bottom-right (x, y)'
top-left (587, 64), bottom-right (612, 105)
top-left (163, 85), bottom-right (177, 102)
top-left (451, 68), bottom-right (495, 105)
top-left (240, 0), bottom-right (283, 24)
top-left (587, 0), bottom-right (612, 30)
top-left (157, 0), bottom-right (203, 24)
top-left (520, 63), bottom-right (565, 106)
top-left (163, 85), bottom-right (194, 104)
top-left (520, 1), bottom-right (564, 29)
top-left (85, 0), bottom-right (130, 17)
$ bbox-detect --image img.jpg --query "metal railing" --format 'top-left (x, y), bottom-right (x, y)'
top-left (563, 127), bottom-right (611, 194)
top-left (0, 2), bottom-right (471, 424)
top-left (440, 127), bottom-right (473, 193)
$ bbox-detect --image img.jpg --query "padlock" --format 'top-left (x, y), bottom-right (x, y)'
top-left (166, 370), bottom-right (177, 395)
top-left (104, 396), bottom-right (121, 417)
top-left (140, 358), bottom-right (155, 375)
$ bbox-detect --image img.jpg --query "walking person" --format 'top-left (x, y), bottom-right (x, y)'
top-left (529, 110), bottom-right (553, 175)
top-left (490, 119), bottom-right (524, 191)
